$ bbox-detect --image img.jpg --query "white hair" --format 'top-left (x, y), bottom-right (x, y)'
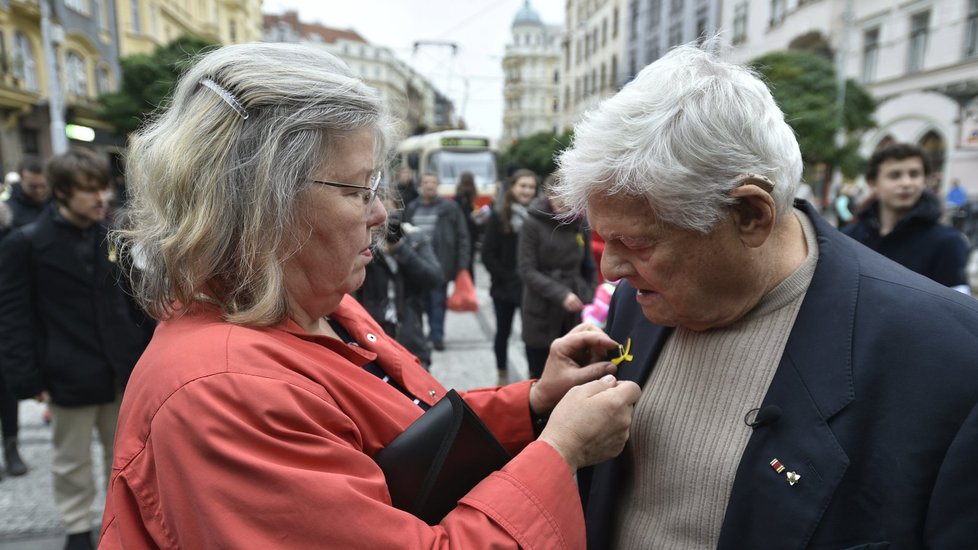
top-left (556, 41), bottom-right (803, 233)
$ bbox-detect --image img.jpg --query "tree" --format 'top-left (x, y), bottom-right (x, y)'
top-left (498, 129), bottom-right (574, 180)
top-left (99, 35), bottom-right (218, 135)
top-left (749, 50), bottom-right (877, 193)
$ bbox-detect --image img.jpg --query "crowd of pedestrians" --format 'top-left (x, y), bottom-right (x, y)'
top-left (0, 39), bottom-right (976, 549)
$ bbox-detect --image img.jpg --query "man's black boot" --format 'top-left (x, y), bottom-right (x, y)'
top-left (64, 531), bottom-right (94, 550)
top-left (3, 437), bottom-right (28, 476)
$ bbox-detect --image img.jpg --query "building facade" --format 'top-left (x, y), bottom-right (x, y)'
top-left (117, 0), bottom-right (262, 57)
top-left (623, 0), bottom-right (721, 82)
top-left (559, 0), bottom-right (624, 131)
top-left (0, 0), bottom-right (261, 174)
top-left (263, 10), bottom-right (454, 139)
top-left (722, 0), bottom-right (978, 196)
top-left (501, 1), bottom-right (562, 147)
top-left (0, 0), bottom-right (124, 170)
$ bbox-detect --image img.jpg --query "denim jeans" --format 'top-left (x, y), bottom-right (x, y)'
top-left (492, 299), bottom-right (519, 373)
top-left (425, 283), bottom-right (449, 345)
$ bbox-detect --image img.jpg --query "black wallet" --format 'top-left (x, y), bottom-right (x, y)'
top-left (375, 389), bottom-right (512, 525)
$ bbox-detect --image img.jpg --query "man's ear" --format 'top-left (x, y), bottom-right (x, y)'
top-left (729, 183), bottom-right (776, 248)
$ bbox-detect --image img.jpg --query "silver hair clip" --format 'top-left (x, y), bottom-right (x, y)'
top-left (199, 78), bottom-right (249, 120)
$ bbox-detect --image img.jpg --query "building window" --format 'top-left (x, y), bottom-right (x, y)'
top-left (613, 6), bottom-right (620, 37)
top-left (12, 32), bottom-right (38, 91)
top-left (908, 10), bottom-right (930, 73)
top-left (600, 62), bottom-right (606, 90)
top-left (611, 54), bottom-right (618, 89)
top-left (862, 27), bottom-right (879, 83)
top-left (670, 0), bottom-right (683, 15)
top-left (966, 0), bottom-right (978, 57)
top-left (95, 0), bottom-right (109, 30)
top-left (669, 21), bottom-right (682, 45)
top-left (602, 17), bottom-right (608, 46)
top-left (229, 20), bottom-right (237, 42)
top-left (649, 0), bottom-right (662, 29)
top-left (770, 0), bottom-right (786, 26)
top-left (96, 66), bottom-right (112, 95)
top-left (66, 0), bottom-right (88, 15)
top-left (646, 39), bottom-right (659, 64)
top-left (131, 0), bottom-right (141, 34)
top-left (65, 52), bottom-right (88, 97)
top-left (695, 6), bottom-right (708, 42)
top-left (629, 0), bottom-right (640, 40)
top-left (733, 2), bottom-right (748, 45)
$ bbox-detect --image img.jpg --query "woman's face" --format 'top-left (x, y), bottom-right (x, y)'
top-left (284, 128), bottom-right (387, 319)
top-left (511, 176), bottom-right (537, 205)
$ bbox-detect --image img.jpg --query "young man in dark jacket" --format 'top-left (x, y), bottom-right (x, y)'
top-left (843, 143), bottom-right (970, 293)
top-left (0, 150), bottom-right (154, 550)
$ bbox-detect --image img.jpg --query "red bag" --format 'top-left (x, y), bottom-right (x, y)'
top-left (446, 269), bottom-right (478, 312)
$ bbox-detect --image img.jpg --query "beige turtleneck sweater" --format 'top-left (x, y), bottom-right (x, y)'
top-left (613, 211), bottom-right (819, 550)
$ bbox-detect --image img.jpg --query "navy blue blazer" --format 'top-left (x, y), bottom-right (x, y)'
top-left (580, 202), bottom-right (978, 549)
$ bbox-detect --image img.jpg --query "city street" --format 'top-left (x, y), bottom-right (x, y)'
top-left (0, 261), bottom-right (526, 548)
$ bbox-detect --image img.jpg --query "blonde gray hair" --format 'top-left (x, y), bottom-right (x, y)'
top-left (118, 42), bottom-right (394, 326)
top-left (556, 41), bottom-right (802, 234)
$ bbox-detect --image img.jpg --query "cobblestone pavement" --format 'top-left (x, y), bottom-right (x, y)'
top-left (0, 261), bottom-right (525, 548)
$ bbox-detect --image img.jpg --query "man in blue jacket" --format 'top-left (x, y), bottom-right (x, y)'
top-left (555, 42), bottom-right (978, 548)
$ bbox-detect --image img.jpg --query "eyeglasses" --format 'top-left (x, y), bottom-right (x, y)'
top-left (311, 170), bottom-right (384, 207)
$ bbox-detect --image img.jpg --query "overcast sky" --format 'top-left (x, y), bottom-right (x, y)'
top-left (261, 0), bottom-right (565, 140)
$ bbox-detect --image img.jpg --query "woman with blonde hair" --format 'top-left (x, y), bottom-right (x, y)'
top-left (100, 42), bottom-right (640, 548)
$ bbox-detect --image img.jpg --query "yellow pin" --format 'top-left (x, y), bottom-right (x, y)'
top-left (611, 338), bottom-right (633, 366)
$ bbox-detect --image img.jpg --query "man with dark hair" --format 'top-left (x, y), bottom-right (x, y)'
top-left (0, 149), bottom-right (153, 550)
top-left (5, 155), bottom-right (50, 227)
top-left (843, 143), bottom-right (970, 293)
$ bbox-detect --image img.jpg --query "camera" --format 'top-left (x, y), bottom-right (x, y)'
top-left (385, 211), bottom-right (404, 245)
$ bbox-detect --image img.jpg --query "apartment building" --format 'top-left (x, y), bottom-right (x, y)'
top-left (560, 0), bottom-right (624, 131)
top-left (501, 0), bottom-right (563, 146)
top-left (723, 0), bottom-right (978, 194)
top-left (263, 10), bottom-right (454, 138)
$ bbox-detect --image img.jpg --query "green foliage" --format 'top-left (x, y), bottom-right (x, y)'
top-left (498, 129), bottom-right (574, 179)
top-left (749, 50), bottom-right (877, 180)
top-left (98, 35), bottom-right (218, 135)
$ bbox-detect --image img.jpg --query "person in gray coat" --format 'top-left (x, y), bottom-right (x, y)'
top-left (517, 181), bottom-right (595, 378)
top-left (403, 174), bottom-right (470, 351)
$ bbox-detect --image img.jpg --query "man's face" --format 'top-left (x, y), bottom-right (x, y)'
top-left (58, 176), bottom-right (110, 228)
top-left (20, 170), bottom-right (49, 204)
top-left (869, 156), bottom-right (927, 216)
top-left (419, 175), bottom-right (439, 201)
top-left (398, 167), bottom-right (413, 185)
top-left (588, 193), bottom-right (757, 331)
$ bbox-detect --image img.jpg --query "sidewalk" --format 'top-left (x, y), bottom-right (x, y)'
top-left (0, 261), bottom-right (523, 548)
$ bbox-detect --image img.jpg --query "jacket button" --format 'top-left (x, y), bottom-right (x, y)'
top-left (428, 390), bottom-right (437, 398)
top-left (366, 333), bottom-right (378, 342)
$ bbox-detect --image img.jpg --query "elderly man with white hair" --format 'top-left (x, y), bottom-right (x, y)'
top-left (556, 42), bottom-right (978, 549)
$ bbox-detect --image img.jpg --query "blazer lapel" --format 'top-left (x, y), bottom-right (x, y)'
top-left (584, 282), bottom-right (672, 549)
top-left (718, 204), bottom-right (858, 549)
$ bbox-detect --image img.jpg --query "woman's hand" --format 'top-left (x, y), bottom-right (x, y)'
top-left (529, 323), bottom-right (619, 416)
top-left (539, 375), bottom-right (641, 471)
top-left (562, 292), bottom-right (584, 312)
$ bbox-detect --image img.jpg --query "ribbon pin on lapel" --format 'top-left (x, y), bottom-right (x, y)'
top-left (611, 338), bottom-right (633, 366)
top-left (770, 458), bottom-right (801, 486)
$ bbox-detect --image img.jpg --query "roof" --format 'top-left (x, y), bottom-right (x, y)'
top-left (513, 0), bottom-right (542, 27)
top-left (263, 11), bottom-right (368, 44)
